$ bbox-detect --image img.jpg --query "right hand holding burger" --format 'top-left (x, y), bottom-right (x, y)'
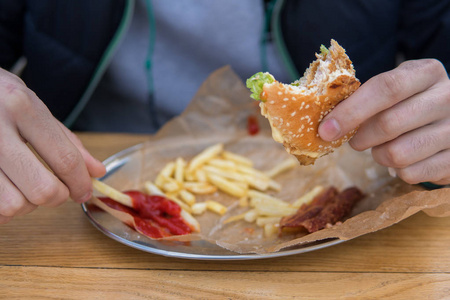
top-left (319, 59), bottom-right (450, 186)
top-left (247, 40), bottom-right (450, 186)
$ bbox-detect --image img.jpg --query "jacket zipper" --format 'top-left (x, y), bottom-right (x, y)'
top-left (63, 0), bottom-right (135, 128)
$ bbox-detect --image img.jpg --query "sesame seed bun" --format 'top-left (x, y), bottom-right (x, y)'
top-left (259, 40), bottom-right (360, 165)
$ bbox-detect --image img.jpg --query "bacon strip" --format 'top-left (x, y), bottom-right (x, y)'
top-left (280, 186), bottom-right (364, 233)
top-left (280, 187), bottom-right (338, 229)
top-left (300, 187), bottom-right (364, 232)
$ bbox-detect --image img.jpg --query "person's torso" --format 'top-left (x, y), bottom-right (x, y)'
top-left (17, 0), bottom-right (448, 132)
top-left (72, 0), bottom-right (292, 133)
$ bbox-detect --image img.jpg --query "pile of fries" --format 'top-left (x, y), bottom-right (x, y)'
top-left (144, 143), bottom-right (298, 218)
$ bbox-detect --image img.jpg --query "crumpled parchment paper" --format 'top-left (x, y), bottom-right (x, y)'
top-left (94, 66), bottom-right (449, 254)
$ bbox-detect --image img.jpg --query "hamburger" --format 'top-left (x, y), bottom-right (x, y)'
top-left (246, 39), bottom-right (360, 165)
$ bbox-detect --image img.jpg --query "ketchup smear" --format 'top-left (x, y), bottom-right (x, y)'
top-left (98, 191), bottom-right (191, 239)
top-left (247, 115), bottom-right (260, 135)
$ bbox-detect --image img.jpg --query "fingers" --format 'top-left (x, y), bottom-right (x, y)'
top-left (371, 118), bottom-right (450, 167)
top-left (316, 59), bottom-right (450, 185)
top-left (9, 91), bottom-right (93, 204)
top-left (387, 150), bottom-right (450, 185)
top-left (371, 118), bottom-right (450, 185)
top-left (319, 59), bottom-right (448, 141)
top-left (429, 177), bottom-right (450, 186)
top-left (57, 121), bottom-right (106, 178)
top-left (0, 169), bottom-right (37, 225)
top-left (0, 129), bottom-right (71, 207)
top-left (0, 169), bottom-right (37, 218)
top-left (0, 69), bottom-right (101, 224)
top-left (350, 85), bottom-right (450, 151)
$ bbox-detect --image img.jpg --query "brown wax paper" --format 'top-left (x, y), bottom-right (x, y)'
top-left (96, 66), bottom-right (449, 254)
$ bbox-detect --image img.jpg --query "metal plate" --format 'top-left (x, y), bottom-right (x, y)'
top-left (82, 142), bottom-right (344, 260)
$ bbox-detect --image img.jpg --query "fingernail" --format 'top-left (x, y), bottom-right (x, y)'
top-left (319, 118), bottom-right (341, 141)
top-left (388, 167), bottom-right (397, 178)
top-left (78, 190), bottom-right (93, 203)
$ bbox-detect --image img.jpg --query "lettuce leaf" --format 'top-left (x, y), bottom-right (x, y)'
top-left (246, 72), bottom-right (275, 101)
top-left (320, 44), bottom-right (329, 56)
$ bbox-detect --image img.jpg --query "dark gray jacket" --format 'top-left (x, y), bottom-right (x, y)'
top-left (1, 0), bottom-right (449, 127)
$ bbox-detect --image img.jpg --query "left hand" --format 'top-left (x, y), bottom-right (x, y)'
top-left (319, 59), bottom-right (450, 186)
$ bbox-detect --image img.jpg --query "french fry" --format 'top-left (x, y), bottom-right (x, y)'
top-left (195, 169), bottom-right (207, 182)
top-left (164, 191), bottom-right (178, 199)
top-left (184, 182), bottom-right (218, 194)
top-left (154, 173), bottom-right (168, 189)
top-left (161, 182), bottom-right (181, 193)
top-left (234, 181), bottom-right (249, 191)
top-left (174, 157), bottom-right (186, 183)
top-left (206, 173), bottom-right (247, 198)
top-left (250, 192), bottom-right (297, 217)
top-left (223, 212), bottom-right (247, 224)
top-left (268, 180), bottom-right (282, 192)
top-left (180, 209), bottom-right (200, 232)
top-left (239, 196), bottom-right (249, 207)
top-left (256, 216), bottom-right (282, 227)
top-left (205, 200), bottom-right (227, 215)
top-left (187, 143), bottom-right (223, 173)
top-left (242, 174), bottom-right (269, 191)
top-left (222, 151), bottom-right (253, 167)
top-left (254, 204), bottom-right (297, 217)
top-left (202, 165), bottom-right (246, 182)
top-left (235, 165), bottom-right (271, 182)
top-left (250, 198), bottom-right (291, 211)
top-left (244, 209), bottom-right (258, 223)
top-left (264, 157), bottom-right (298, 178)
top-left (179, 189), bottom-right (196, 206)
top-left (159, 161), bottom-right (176, 178)
top-left (292, 185), bottom-right (325, 208)
top-left (92, 178), bottom-right (133, 208)
top-left (207, 158), bottom-right (237, 170)
top-left (143, 181), bottom-right (164, 196)
top-left (159, 175), bottom-right (182, 193)
top-left (184, 169), bottom-right (196, 182)
top-left (167, 196), bottom-right (192, 213)
top-left (191, 202), bottom-right (207, 215)
top-left (248, 190), bottom-right (284, 205)
top-left (264, 223), bottom-right (279, 237)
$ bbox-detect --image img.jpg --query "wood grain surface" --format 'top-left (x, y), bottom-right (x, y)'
top-left (0, 133), bottom-right (449, 299)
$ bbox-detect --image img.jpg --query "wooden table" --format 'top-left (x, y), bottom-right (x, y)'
top-left (1, 133), bottom-right (449, 299)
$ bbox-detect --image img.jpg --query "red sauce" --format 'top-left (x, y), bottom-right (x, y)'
top-left (247, 115), bottom-right (260, 135)
top-left (98, 190), bottom-right (191, 238)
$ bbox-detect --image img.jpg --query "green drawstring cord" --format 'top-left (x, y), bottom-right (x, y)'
top-left (271, 0), bottom-right (300, 82)
top-left (144, 0), bottom-right (160, 130)
top-left (64, 0), bottom-right (134, 128)
top-left (260, 0), bottom-right (299, 82)
top-left (260, 0), bottom-right (276, 72)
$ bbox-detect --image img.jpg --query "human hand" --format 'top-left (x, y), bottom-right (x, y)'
top-left (319, 59), bottom-right (450, 186)
top-left (0, 68), bottom-right (106, 224)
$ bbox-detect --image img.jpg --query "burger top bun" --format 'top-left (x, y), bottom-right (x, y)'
top-left (247, 39), bottom-right (361, 165)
